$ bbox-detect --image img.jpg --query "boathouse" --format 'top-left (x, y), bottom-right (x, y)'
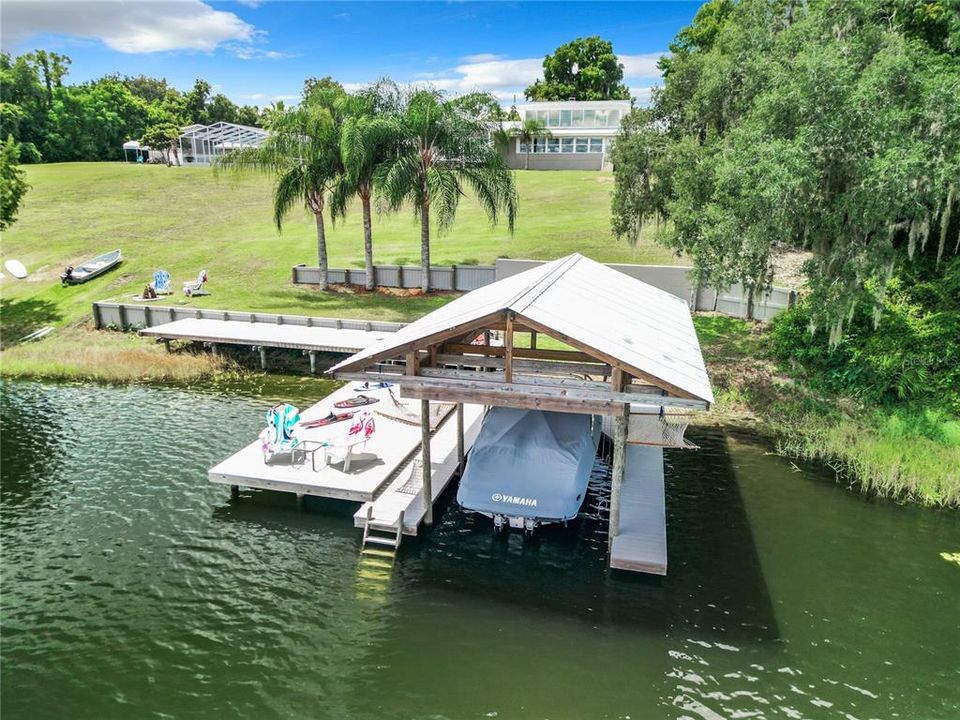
top-left (329, 253), bottom-right (714, 574)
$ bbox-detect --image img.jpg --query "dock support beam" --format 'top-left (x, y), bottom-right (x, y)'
top-left (259, 346), bottom-right (268, 371)
top-left (456, 402), bottom-right (465, 472)
top-left (608, 403), bottom-right (629, 544)
top-left (421, 399), bottom-right (433, 525)
top-left (230, 484), bottom-right (239, 499)
top-left (308, 351), bottom-right (317, 375)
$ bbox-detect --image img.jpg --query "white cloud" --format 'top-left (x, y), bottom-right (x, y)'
top-left (459, 52), bottom-right (503, 64)
top-left (0, 0), bottom-right (276, 55)
top-left (235, 0), bottom-right (262, 7)
top-left (619, 53), bottom-right (666, 80)
top-left (629, 86), bottom-right (657, 106)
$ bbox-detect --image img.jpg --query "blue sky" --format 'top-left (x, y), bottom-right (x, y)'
top-left (1, 1), bottom-right (700, 106)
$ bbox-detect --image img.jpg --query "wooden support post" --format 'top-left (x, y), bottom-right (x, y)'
top-left (608, 402), bottom-right (630, 544)
top-left (530, 330), bottom-right (537, 350)
top-left (296, 493), bottom-right (305, 509)
top-left (421, 399), bottom-right (433, 526)
top-left (504, 312), bottom-right (515, 384)
top-left (117, 303), bottom-right (126, 330)
top-left (92, 303), bottom-right (102, 330)
top-left (456, 402), bottom-right (465, 472)
top-left (210, 343), bottom-right (218, 357)
top-left (230, 485), bottom-right (239, 499)
top-left (163, 339), bottom-right (171, 353)
top-left (308, 351), bottom-right (317, 375)
top-left (405, 350), bottom-right (420, 376)
top-left (259, 346), bottom-right (268, 370)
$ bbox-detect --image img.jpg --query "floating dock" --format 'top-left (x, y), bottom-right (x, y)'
top-left (609, 445), bottom-right (667, 575)
top-left (209, 382), bottom-right (484, 537)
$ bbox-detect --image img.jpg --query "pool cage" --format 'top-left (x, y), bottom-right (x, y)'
top-left (178, 122), bottom-right (269, 165)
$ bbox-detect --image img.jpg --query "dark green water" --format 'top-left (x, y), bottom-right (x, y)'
top-left (2, 379), bottom-right (958, 719)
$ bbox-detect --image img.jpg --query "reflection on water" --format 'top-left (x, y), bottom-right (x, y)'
top-left (2, 379), bottom-right (959, 719)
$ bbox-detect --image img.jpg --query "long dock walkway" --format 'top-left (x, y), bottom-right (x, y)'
top-left (141, 317), bottom-right (392, 355)
top-left (609, 445), bottom-right (667, 575)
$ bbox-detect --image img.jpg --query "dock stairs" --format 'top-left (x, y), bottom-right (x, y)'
top-left (361, 506), bottom-right (405, 553)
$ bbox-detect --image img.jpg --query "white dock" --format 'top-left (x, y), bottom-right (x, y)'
top-left (209, 383), bottom-right (484, 539)
top-left (354, 403), bottom-right (485, 535)
top-left (141, 318), bottom-right (392, 354)
top-left (609, 445), bottom-right (667, 575)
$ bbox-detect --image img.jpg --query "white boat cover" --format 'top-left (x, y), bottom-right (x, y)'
top-left (457, 407), bottom-right (599, 522)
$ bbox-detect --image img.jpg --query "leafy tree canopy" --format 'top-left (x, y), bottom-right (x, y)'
top-left (611, 0), bottom-right (960, 336)
top-left (0, 51), bottom-right (266, 163)
top-left (0, 134), bottom-right (28, 230)
top-left (525, 36), bottom-right (631, 101)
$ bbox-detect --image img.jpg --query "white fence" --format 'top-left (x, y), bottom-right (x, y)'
top-left (292, 264), bottom-right (497, 292)
top-left (292, 259), bottom-right (796, 321)
top-left (91, 302), bottom-right (407, 332)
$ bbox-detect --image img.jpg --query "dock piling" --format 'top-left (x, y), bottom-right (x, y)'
top-left (421, 399), bottom-right (433, 525)
top-left (608, 403), bottom-right (629, 544)
top-left (309, 350), bottom-right (317, 375)
top-left (259, 346), bottom-right (268, 370)
top-left (456, 402), bottom-right (465, 472)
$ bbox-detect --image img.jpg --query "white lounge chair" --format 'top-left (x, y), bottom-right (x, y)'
top-left (325, 411), bottom-right (377, 471)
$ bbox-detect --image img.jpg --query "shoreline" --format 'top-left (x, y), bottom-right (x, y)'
top-left (3, 322), bottom-right (957, 510)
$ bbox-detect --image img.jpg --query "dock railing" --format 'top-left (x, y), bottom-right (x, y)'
top-left (291, 260), bottom-right (796, 321)
top-left (91, 301), bottom-right (407, 333)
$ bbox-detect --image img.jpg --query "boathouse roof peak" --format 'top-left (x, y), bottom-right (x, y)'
top-left (330, 253), bottom-right (714, 406)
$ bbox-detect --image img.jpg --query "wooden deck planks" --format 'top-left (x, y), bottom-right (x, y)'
top-left (609, 445), bottom-right (667, 575)
top-left (208, 383), bottom-right (423, 502)
top-left (141, 318), bottom-right (392, 354)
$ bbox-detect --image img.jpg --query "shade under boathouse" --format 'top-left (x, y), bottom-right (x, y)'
top-left (329, 253), bottom-right (714, 574)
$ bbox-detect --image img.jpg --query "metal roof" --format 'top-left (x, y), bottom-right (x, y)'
top-left (330, 253), bottom-right (714, 403)
top-left (179, 121), bottom-right (268, 148)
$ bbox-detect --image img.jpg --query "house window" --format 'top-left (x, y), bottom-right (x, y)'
top-left (594, 110), bottom-right (607, 127)
top-left (547, 110), bottom-right (560, 127)
top-left (590, 137), bottom-right (604, 153)
top-left (583, 109), bottom-right (596, 126)
top-left (560, 110), bottom-right (572, 127)
top-left (547, 138), bottom-right (560, 153)
top-left (607, 110), bottom-right (620, 127)
top-left (561, 138), bottom-right (574, 153)
top-left (518, 140), bottom-right (528, 153)
top-left (575, 137), bottom-right (589, 153)
top-left (571, 110), bottom-right (583, 128)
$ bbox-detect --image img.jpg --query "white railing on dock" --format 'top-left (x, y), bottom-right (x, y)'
top-left (91, 301), bottom-right (407, 333)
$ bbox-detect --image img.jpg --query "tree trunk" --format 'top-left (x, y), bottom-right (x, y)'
top-left (361, 191), bottom-right (374, 291)
top-left (746, 286), bottom-right (756, 321)
top-left (315, 211), bottom-right (328, 291)
top-left (420, 204), bottom-right (431, 294)
top-left (525, 148), bottom-right (530, 170)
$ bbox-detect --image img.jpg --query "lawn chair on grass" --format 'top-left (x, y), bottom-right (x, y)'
top-left (152, 269), bottom-right (172, 295)
top-left (184, 270), bottom-right (209, 297)
top-left (325, 410), bottom-right (376, 472)
top-left (260, 403), bottom-right (301, 464)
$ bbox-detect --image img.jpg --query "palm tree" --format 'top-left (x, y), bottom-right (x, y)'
top-left (330, 90), bottom-right (396, 291)
top-left (378, 89), bottom-right (518, 293)
top-left (216, 90), bottom-right (343, 290)
top-left (513, 117), bottom-right (550, 170)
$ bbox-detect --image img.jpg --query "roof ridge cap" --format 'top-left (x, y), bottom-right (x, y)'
top-left (510, 254), bottom-right (582, 314)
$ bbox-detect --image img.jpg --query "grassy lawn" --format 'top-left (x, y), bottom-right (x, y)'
top-left (695, 314), bottom-right (960, 507)
top-left (1, 162), bottom-right (679, 336)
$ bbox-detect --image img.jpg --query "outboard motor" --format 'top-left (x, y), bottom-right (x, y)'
top-left (60, 266), bottom-right (74, 284)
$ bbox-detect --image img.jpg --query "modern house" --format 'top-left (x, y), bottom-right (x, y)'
top-left (500, 100), bottom-right (631, 171)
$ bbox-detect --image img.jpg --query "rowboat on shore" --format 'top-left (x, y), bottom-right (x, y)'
top-left (61, 249), bottom-right (122, 284)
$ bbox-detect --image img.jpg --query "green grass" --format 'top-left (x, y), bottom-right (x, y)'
top-left (0, 162), bottom-right (678, 337)
top-left (694, 314), bottom-right (960, 507)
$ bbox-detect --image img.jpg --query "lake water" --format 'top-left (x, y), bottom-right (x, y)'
top-left (2, 379), bottom-right (958, 719)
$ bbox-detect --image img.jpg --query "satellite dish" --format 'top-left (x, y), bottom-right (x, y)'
top-left (4, 259), bottom-right (27, 279)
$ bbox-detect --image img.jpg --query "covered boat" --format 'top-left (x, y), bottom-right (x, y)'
top-left (457, 407), bottom-right (601, 533)
top-left (61, 249), bottom-right (122, 284)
